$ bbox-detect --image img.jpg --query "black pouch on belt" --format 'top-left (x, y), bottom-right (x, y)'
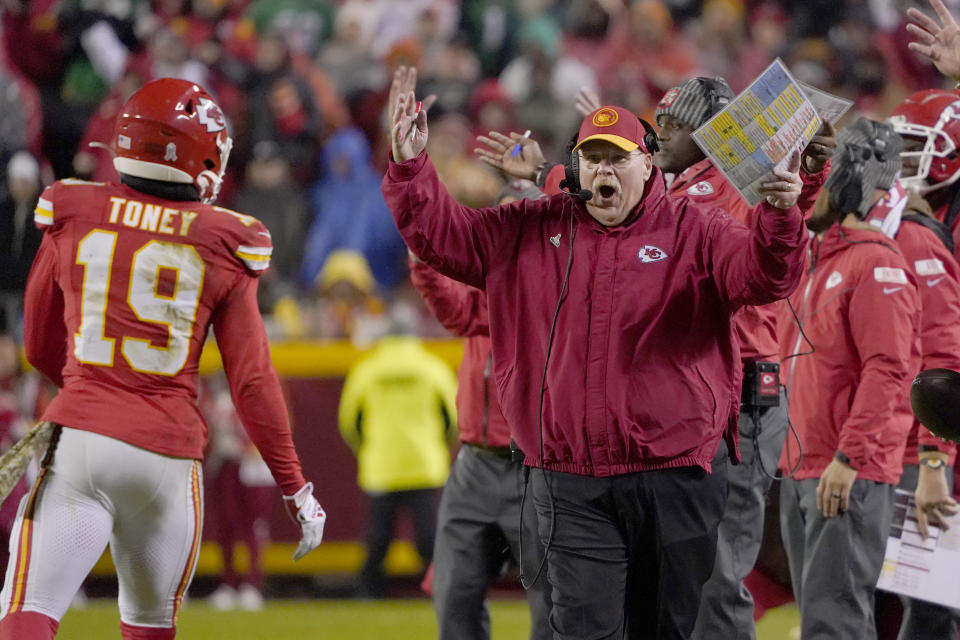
top-left (742, 361), bottom-right (780, 408)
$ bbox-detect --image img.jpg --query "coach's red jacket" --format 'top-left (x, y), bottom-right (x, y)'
top-left (778, 225), bottom-right (921, 484)
top-left (409, 260), bottom-right (512, 449)
top-left (668, 158), bottom-right (829, 362)
top-left (546, 157), bottom-right (829, 363)
top-left (384, 152), bottom-right (806, 475)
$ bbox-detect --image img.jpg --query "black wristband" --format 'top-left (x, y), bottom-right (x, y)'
top-left (834, 450), bottom-right (852, 466)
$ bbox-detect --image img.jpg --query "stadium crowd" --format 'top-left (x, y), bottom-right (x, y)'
top-left (2, 0), bottom-right (957, 342)
top-left (6, 0), bottom-right (960, 639)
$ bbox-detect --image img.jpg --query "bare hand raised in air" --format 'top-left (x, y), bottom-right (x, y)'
top-left (575, 86), bottom-right (603, 118)
top-left (474, 130), bottom-right (545, 181)
top-left (390, 66), bottom-right (429, 163)
top-left (907, 0), bottom-right (960, 82)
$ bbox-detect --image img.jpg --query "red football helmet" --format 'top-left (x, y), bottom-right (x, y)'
top-left (113, 78), bottom-right (232, 203)
top-left (888, 89), bottom-right (960, 195)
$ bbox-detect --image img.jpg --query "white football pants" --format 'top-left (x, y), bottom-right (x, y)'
top-left (0, 427), bottom-right (203, 628)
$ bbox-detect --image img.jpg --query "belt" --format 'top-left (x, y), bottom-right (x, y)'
top-left (466, 443), bottom-right (513, 459)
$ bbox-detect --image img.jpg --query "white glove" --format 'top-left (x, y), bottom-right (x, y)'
top-left (283, 482), bottom-right (326, 561)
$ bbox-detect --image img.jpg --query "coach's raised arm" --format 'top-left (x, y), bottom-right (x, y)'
top-left (380, 65), bottom-right (808, 640)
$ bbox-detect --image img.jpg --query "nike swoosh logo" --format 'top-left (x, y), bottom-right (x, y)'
top-left (883, 286), bottom-right (903, 294)
top-left (258, 231), bottom-right (272, 238)
top-left (927, 277), bottom-right (945, 287)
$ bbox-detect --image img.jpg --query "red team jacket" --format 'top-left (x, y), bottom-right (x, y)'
top-left (931, 199), bottom-right (960, 266)
top-left (383, 152), bottom-right (806, 475)
top-left (546, 157), bottom-right (829, 363)
top-left (778, 226), bottom-right (921, 484)
top-left (409, 261), bottom-right (512, 449)
top-left (667, 158), bottom-right (829, 363)
top-left (894, 220), bottom-right (960, 466)
top-left (24, 179), bottom-right (306, 495)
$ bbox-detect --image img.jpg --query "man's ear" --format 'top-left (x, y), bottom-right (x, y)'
top-left (641, 153), bottom-right (654, 180)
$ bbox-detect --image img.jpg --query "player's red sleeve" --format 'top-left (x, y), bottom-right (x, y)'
top-left (212, 274), bottom-right (306, 495)
top-left (23, 234), bottom-right (66, 387)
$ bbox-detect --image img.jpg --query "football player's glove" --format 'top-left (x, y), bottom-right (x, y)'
top-left (283, 482), bottom-right (326, 561)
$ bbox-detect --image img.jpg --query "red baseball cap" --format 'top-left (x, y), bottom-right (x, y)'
top-left (574, 106), bottom-right (650, 153)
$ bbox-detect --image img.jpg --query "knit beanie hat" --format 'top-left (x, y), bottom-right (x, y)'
top-left (655, 77), bottom-right (735, 129)
top-left (825, 117), bottom-right (902, 217)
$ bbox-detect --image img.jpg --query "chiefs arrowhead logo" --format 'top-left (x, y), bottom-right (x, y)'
top-left (825, 270), bottom-right (843, 289)
top-left (638, 245), bottom-right (668, 263)
top-left (196, 97), bottom-right (226, 133)
top-left (658, 88), bottom-right (680, 109)
top-left (687, 181), bottom-right (715, 196)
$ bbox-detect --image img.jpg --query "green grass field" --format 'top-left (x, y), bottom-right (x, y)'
top-left (56, 599), bottom-right (800, 639)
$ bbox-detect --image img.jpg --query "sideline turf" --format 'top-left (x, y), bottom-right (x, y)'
top-left (58, 599), bottom-right (800, 639)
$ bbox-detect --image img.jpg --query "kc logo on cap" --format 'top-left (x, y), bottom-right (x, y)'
top-left (593, 108), bottom-right (619, 127)
top-left (658, 88), bottom-right (679, 109)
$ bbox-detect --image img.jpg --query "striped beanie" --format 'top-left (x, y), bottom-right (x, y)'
top-left (655, 77), bottom-right (734, 129)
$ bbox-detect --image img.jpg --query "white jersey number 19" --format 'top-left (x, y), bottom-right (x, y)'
top-left (74, 230), bottom-right (205, 375)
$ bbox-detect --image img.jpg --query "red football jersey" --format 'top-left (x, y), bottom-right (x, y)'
top-left (23, 179), bottom-right (305, 494)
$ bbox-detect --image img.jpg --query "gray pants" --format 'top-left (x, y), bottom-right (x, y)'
top-left (691, 396), bottom-right (789, 640)
top-left (896, 464), bottom-right (958, 640)
top-left (531, 466), bottom-right (727, 640)
top-left (780, 476), bottom-right (894, 640)
top-left (432, 444), bottom-right (552, 640)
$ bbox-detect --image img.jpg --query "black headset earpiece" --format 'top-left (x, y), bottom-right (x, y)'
top-left (697, 77), bottom-right (733, 119)
top-left (639, 117), bottom-right (660, 154)
top-left (828, 144), bottom-right (869, 220)
top-left (559, 132), bottom-right (581, 195)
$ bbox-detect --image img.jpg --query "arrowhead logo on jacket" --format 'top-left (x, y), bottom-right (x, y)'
top-left (550, 233), bottom-right (561, 247)
top-left (825, 270), bottom-right (843, 289)
top-left (687, 181), bottom-right (714, 196)
top-left (638, 245), bottom-right (668, 263)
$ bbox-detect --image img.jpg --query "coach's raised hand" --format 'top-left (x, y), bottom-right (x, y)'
top-left (391, 68), bottom-right (428, 163)
top-left (907, 0), bottom-right (960, 83)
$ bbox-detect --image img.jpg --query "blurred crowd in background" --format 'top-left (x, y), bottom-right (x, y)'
top-left (2, 0), bottom-right (959, 345)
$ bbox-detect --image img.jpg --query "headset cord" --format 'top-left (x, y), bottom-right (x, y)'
top-left (749, 405), bottom-right (777, 481)
top-left (781, 384), bottom-right (803, 478)
top-left (777, 293), bottom-right (815, 479)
